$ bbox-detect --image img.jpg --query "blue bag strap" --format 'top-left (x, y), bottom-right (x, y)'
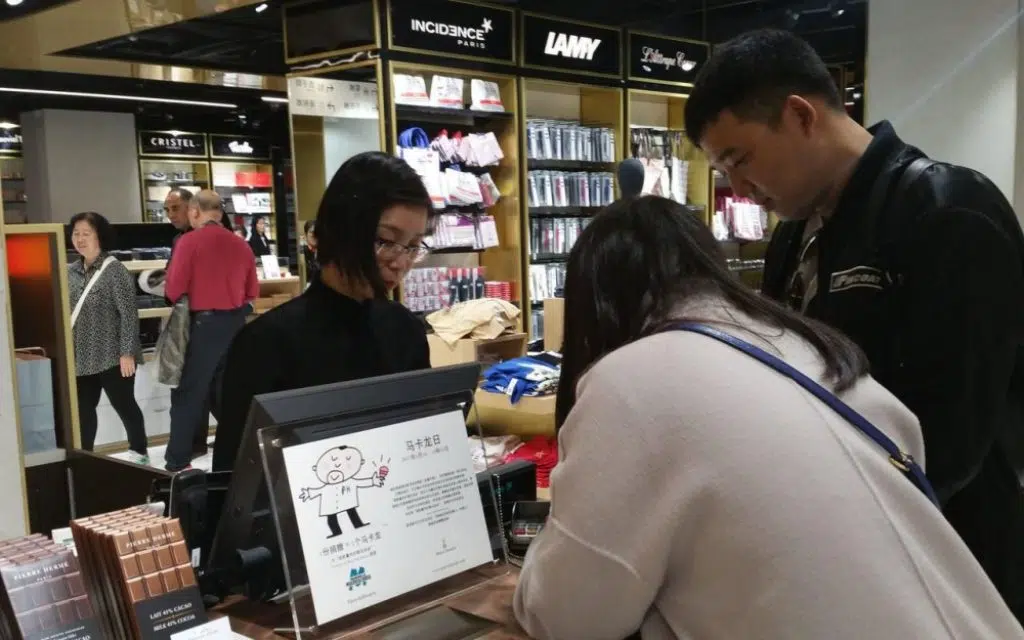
top-left (664, 322), bottom-right (941, 507)
top-left (398, 127), bottom-right (430, 149)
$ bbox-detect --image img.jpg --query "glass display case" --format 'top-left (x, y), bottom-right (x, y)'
top-left (139, 159), bottom-right (211, 223)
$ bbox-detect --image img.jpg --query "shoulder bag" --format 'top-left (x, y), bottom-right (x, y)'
top-left (154, 294), bottom-right (191, 387)
top-left (70, 256), bottom-right (117, 327)
top-left (661, 322), bottom-right (941, 507)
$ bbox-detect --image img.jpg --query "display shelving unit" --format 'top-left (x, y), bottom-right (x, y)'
top-left (1, 155), bottom-right (26, 224)
top-left (388, 61), bottom-right (524, 323)
top-left (521, 78), bottom-right (624, 340)
top-left (210, 135), bottom-right (277, 249)
top-left (137, 131), bottom-right (210, 224)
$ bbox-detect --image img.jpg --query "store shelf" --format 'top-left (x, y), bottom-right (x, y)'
top-left (431, 246), bottom-right (485, 255)
top-left (395, 105), bottom-right (514, 126)
top-left (528, 206), bottom-right (603, 217)
top-left (259, 276), bottom-right (300, 285)
top-left (530, 254), bottom-right (570, 264)
top-left (123, 259), bottom-right (168, 272)
top-left (527, 159), bottom-right (615, 171)
top-left (138, 308), bottom-right (172, 319)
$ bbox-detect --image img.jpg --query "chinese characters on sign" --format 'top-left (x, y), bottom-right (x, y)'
top-left (287, 78), bottom-right (379, 120)
top-left (282, 410), bottom-right (493, 626)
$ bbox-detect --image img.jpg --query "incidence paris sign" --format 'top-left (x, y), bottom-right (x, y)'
top-left (282, 409), bottom-right (493, 625)
top-left (521, 12), bottom-right (622, 78)
top-left (627, 32), bottom-right (709, 87)
top-left (138, 131), bottom-right (207, 158)
top-left (389, 0), bottom-right (515, 64)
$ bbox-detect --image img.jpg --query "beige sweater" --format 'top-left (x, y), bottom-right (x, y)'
top-left (513, 301), bottom-right (1024, 640)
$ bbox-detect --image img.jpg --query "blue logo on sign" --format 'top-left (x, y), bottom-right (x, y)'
top-left (346, 566), bottom-right (371, 590)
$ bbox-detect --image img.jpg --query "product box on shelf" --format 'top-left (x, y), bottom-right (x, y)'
top-left (472, 388), bottom-right (556, 438)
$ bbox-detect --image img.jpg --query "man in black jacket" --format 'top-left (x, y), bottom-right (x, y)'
top-left (684, 29), bottom-right (1024, 619)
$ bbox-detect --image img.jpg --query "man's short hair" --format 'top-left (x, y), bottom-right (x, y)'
top-left (684, 29), bottom-right (844, 147)
top-left (168, 187), bottom-right (194, 203)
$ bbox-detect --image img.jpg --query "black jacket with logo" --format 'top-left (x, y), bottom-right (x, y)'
top-left (763, 121), bottom-right (1024, 618)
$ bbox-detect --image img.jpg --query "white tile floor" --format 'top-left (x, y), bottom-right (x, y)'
top-left (107, 436), bottom-right (216, 472)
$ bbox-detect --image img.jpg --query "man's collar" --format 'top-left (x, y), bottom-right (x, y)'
top-left (829, 120), bottom-right (907, 223)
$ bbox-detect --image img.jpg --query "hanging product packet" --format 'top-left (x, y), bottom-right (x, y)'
top-left (430, 76), bottom-right (465, 109)
top-left (400, 147), bottom-right (446, 209)
top-left (470, 79), bottom-right (505, 112)
top-left (392, 74), bottom-right (429, 106)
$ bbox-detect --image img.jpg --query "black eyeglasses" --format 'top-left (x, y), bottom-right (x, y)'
top-left (375, 238), bottom-right (430, 263)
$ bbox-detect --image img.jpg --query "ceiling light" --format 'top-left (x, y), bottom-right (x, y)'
top-left (0, 122), bottom-right (17, 130)
top-left (0, 87), bottom-right (237, 109)
top-left (5, 0), bottom-right (24, 6)
top-left (254, 3), bottom-right (268, 12)
top-left (261, 95), bottom-right (288, 104)
top-left (830, 0), bottom-right (848, 17)
top-left (853, 92), bottom-right (862, 99)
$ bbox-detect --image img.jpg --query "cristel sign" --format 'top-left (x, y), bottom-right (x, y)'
top-left (521, 13), bottom-right (622, 78)
top-left (210, 135), bottom-right (271, 160)
top-left (389, 0), bottom-right (515, 64)
top-left (627, 32), bottom-right (709, 87)
top-left (138, 131), bottom-right (207, 158)
top-left (0, 132), bottom-right (22, 154)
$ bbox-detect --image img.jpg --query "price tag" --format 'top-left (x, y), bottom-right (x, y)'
top-left (170, 616), bottom-right (238, 640)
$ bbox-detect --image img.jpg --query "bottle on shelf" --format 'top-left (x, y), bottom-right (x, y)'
top-left (448, 268), bottom-right (460, 306)
top-left (458, 268), bottom-right (471, 303)
top-left (474, 267), bottom-right (486, 300)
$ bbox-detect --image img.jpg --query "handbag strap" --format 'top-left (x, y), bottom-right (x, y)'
top-left (70, 256), bottom-right (116, 327)
top-left (663, 322), bottom-right (941, 507)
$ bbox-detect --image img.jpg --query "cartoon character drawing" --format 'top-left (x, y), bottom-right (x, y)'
top-left (298, 446), bottom-right (387, 539)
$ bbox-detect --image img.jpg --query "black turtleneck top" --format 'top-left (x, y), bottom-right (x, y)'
top-left (211, 276), bottom-right (430, 472)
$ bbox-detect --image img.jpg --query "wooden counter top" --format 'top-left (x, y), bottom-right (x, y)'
top-left (212, 568), bottom-right (528, 639)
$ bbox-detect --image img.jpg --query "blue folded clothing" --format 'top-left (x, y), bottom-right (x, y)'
top-left (481, 357), bottom-right (560, 404)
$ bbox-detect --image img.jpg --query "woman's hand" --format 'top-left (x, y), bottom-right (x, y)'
top-left (119, 355), bottom-right (136, 378)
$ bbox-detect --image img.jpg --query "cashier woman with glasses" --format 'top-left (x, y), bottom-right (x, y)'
top-left (211, 151), bottom-right (436, 472)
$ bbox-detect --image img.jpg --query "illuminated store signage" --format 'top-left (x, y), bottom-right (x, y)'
top-left (210, 135), bottom-right (271, 160)
top-left (138, 131), bottom-right (207, 158)
top-left (521, 13), bottom-right (621, 78)
top-left (0, 132), bottom-right (22, 154)
top-left (389, 0), bottom-right (514, 63)
top-left (627, 32), bottom-right (709, 87)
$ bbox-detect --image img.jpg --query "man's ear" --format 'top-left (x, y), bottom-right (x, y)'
top-left (783, 94), bottom-right (818, 137)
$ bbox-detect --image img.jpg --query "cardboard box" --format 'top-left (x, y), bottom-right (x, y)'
top-left (543, 298), bottom-right (564, 352)
top-left (427, 332), bottom-right (527, 368)
top-left (471, 389), bottom-right (556, 438)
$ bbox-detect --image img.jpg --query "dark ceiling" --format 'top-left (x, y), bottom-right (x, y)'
top-left (55, 0), bottom-right (866, 77)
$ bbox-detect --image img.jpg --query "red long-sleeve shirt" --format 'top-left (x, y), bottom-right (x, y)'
top-left (165, 223), bottom-right (259, 311)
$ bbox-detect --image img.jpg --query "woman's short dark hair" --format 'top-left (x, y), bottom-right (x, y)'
top-left (554, 195), bottom-right (869, 428)
top-left (304, 220), bottom-right (315, 235)
top-left (69, 211), bottom-right (114, 252)
top-left (250, 216), bottom-right (264, 234)
top-left (314, 151), bottom-right (433, 298)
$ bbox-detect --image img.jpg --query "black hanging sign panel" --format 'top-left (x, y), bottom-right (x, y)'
top-left (0, 131), bottom-right (22, 154)
top-left (627, 32), bottom-right (709, 87)
top-left (138, 131), bottom-right (207, 158)
top-left (389, 0), bottom-right (515, 64)
top-left (209, 134), bottom-right (271, 161)
top-left (521, 12), bottom-right (622, 79)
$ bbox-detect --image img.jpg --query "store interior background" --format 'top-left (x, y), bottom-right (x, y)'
top-left (0, 0), bottom-right (1012, 549)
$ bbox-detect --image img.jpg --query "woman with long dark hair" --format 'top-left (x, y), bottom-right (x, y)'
top-left (212, 152), bottom-right (437, 473)
top-left (513, 196), bottom-right (1022, 639)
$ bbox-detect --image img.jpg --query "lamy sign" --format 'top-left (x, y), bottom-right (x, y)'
top-left (628, 32), bottom-right (709, 86)
top-left (522, 13), bottom-right (621, 77)
top-left (390, 0), bottom-right (514, 63)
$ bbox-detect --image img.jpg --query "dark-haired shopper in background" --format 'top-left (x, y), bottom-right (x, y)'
top-left (302, 220), bottom-right (319, 286)
top-left (683, 28), bottom-right (1024, 618)
top-left (212, 152), bottom-right (435, 473)
top-left (513, 196), bottom-right (1023, 640)
top-left (248, 216), bottom-right (273, 257)
top-left (68, 212), bottom-right (148, 464)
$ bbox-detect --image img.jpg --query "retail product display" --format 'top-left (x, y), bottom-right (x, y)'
top-left (481, 356), bottom-right (559, 404)
top-left (393, 74), bottom-right (506, 113)
top-left (403, 267), bottom-right (515, 313)
top-left (529, 263), bottom-right (565, 306)
top-left (713, 192), bottom-right (767, 242)
top-left (398, 127), bottom-right (504, 211)
top-left (630, 127), bottom-right (689, 205)
top-left (140, 163), bottom-right (208, 224)
top-left (527, 169), bottom-right (615, 209)
top-left (0, 533), bottom-right (100, 639)
top-left (529, 216), bottom-right (589, 259)
top-left (429, 213), bottom-right (500, 252)
top-left (1, 156), bottom-right (26, 223)
top-left (70, 507), bottom-right (205, 639)
top-left (526, 119), bottom-right (616, 164)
